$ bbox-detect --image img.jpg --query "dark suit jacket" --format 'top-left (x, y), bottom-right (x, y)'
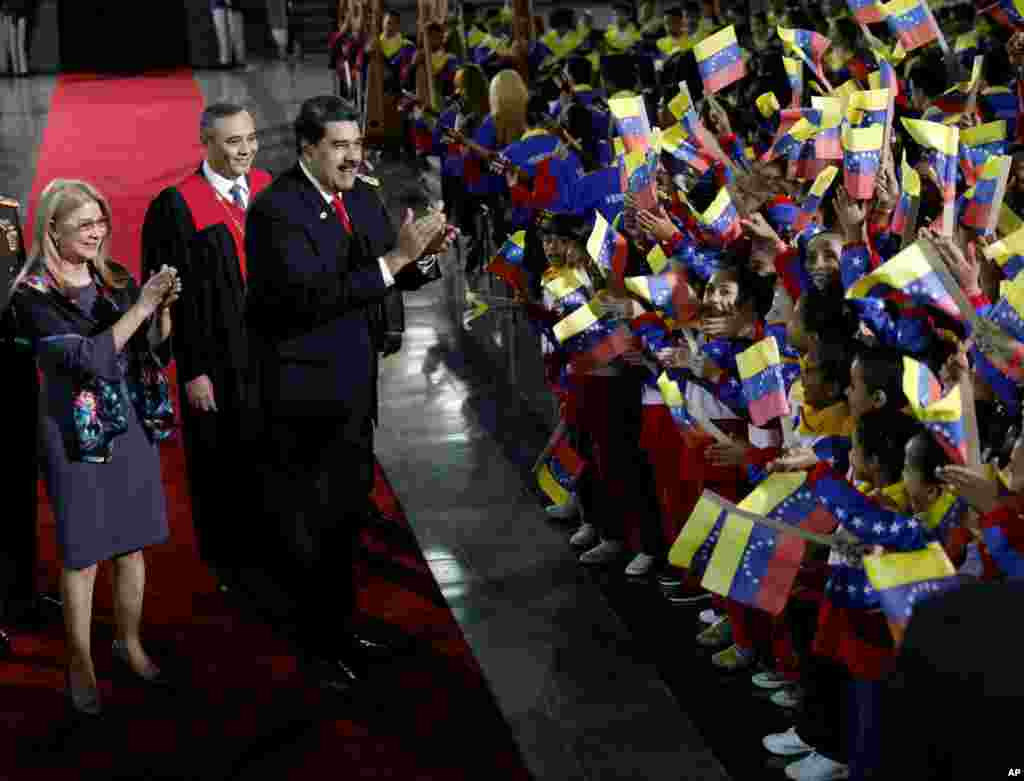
top-left (245, 165), bottom-right (390, 421)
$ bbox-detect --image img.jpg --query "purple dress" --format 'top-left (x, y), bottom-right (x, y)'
top-left (20, 279), bottom-right (169, 570)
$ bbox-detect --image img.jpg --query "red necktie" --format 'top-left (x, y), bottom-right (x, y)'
top-left (332, 193), bottom-right (352, 234)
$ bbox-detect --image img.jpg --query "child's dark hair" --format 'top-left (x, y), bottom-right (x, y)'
top-left (857, 410), bottom-right (922, 485)
top-left (802, 280), bottom-right (859, 346)
top-left (854, 346), bottom-right (909, 414)
top-left (907, 49), bottom-right (949, 102)
top-left (810, 337), bottom-right (855, 399)
top-left (904, 430), bottom-right (950, 485)
top-left (718, 254), bottom-right (775, 321)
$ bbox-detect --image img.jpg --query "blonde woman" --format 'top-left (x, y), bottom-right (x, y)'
top-left (9, 180), bottom-right (180, 716)
top-left (489, 68), bottom-right (528, 148)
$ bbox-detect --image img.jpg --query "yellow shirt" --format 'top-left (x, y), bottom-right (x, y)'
top-left (542, 28), bottom-right (584, 59)
top-left (379, 34), bottom-right (409, 60)
top-left (656, 33), bottom-right (692, 57)
top-left (604, 23), bottom-right (641, 53)
top-left (467, 26), bottom-right (487, 50)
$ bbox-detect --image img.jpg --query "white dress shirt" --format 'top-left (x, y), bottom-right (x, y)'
top-left (202, 159), bottom-right (249, 210)
top-left (298, 159), bottom-right (394, 287)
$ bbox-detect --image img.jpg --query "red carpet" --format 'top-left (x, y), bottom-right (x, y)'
top-left (3, 72), bottom-right (531, 780)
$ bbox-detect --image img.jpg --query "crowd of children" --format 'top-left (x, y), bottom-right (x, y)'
top-left (337, 1), bottom-right (1024, 779)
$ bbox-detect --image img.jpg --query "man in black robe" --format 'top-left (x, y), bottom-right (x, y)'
top-left (141, 102), bottom-right (274, 586)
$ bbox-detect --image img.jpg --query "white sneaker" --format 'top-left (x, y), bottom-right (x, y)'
top-left (546, 494), bottom-right (579, 520)
top-left (569, 523), bottom-right (598, 548)
top-left (784, 752), bottom-right (850, 780)
top-left (751, 670), bottom-right (790, 689)
top-left (578, 539), bottom-right (624, 564)
top-left (763, 726), bottom-right (815, 757)
top-left (771, 687), bottom-right (803, 709)
top-left (698, 608), bottom-right (720, 625)
top-left (624, 553), bottom-right (656, 576)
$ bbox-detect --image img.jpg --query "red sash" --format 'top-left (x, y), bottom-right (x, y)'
top-left (176, 168), bottom-right (272, 280)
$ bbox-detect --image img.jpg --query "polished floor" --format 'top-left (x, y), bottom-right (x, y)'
top-left (0, 60), bottom-right (756, 780)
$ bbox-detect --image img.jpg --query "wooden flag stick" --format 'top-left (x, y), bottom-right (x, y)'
top-left (959, 372), bottom-right (982, 468)
top-left (900, 195), bottom-right (920, 248)
top-left (792, 47), bottom-right (834, 94)
top-left (964, 55), bottom-right (984, 118)
top-left (985, 156), bottom-right (1014, 236)
top-left (702, 490), bottom-right (840, 547)
top-left (941, 199), bottom-right (955, 237)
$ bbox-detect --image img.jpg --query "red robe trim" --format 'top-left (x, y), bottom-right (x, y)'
top-left (176, 168), bottom-right (272, 280)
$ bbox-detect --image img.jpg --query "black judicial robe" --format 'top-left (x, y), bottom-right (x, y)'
top-left (140, 167), bottom-right (272, 569)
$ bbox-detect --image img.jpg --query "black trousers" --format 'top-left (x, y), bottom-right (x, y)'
top-left (790, 599), bottom-right (851, 764)
top-left (180, 369), bottom-right (257, 571)
top-left (252, 412), bottom-right (375, 660)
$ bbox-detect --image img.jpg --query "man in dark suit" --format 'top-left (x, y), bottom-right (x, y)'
top-left (245, 95), bottom-right (446, 691)
top-left (141, 103), bottom-right (272, 586)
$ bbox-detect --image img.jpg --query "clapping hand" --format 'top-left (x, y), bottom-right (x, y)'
top-left (140, 266), bottom-right (179, 314)
top-left (388, 208), bottom-right (447, 275)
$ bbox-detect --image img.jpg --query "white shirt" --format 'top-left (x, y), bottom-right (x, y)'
top-left (202, 159), bottom-right (249, 210)
top-left (297, 159), bottom-right (394, 287)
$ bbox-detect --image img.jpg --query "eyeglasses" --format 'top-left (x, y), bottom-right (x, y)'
top-left (70, 217), bottom-right (110, 235)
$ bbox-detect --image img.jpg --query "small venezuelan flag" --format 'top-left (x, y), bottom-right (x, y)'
top-left (696, 186), bottom-right (742, 244)
top-left (669, 492), bottom-right (729, 579)
top-left (586, 211), bottom-right (630, 283)
top-left (625, 270), bottom-right (699, 323)
top-left (661, 124), bottom-right (711, 175)
top-left (982, 223), bottom-right (1024, 281)
top-left (609, 94), bottom-right (652, 155)
top-left (668, 82), bottom-right (701, 139)
top-left (867, 59), bottom-right (900, 101)
top-left (700, 474), bottom-right (836, 615)
top-left (847, 0), bottom-right (885, 24)
top-left (737, 336), bottom-right (791, 426)
top-left (845, 240), bottom-right (961, 322)
top-left (694, 25), bottom-right (747, 95)
top-left (880, 0), bottom-right (941, 52)
top-left (890, 152), bottom-right (921, 237)
top-left (762, 110), bottom-right (824, 163)
top-left (962, 155), bottom-right (1011, 233)
top-left (902, 118), bottom-right (959, 203)
top-left (902, 356), bottom-right (968, 465)
top-left (554, 301), bottom-right (636, 374)
top-left (959, 120), bottom-right (1008, 188)
top-left (620, 149), bottom-right (659, 212)
top-left (863, 543), bottom-right (961, 631)
top-left (846, 89), bottom-right (891, 130)
top-left (783, 57), bottom-right (803, 108)
top-left (485, 230), bottom-right (529, 293)
top-left (842, 123), bottom-right (885, 199)
top-left (778, 27), bottom-right (831, 84)
top-left (795, 165), bottom-right (839, 232)
top-left (536, 429), bottom-right (586, 506)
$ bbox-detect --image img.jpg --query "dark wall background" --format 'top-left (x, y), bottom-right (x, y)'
top-left (58, 0), bottom-right (188, 72)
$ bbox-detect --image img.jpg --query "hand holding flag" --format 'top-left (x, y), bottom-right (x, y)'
top-left (693, 26), bottom-right (747, 95)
